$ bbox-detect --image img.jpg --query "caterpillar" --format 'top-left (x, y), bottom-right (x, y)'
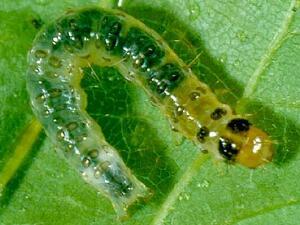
top-left (26, 7), bottom-right (273, 217)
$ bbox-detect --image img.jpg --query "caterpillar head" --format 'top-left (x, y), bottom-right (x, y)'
top-left (218, 118), bottom-right (273, 168)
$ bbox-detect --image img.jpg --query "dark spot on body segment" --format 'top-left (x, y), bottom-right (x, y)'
top-left (66, 121), bottom-right (79, 131)
top-left (227, 118), bottom-right (251, 133)
top-left (197, 126), bottom-right (209, 143)
top-left (34, 49), bottom-right (48, 58)
top-left (99, 163), bottom-right (134, 197)
top-left (32, 79), bottom-right (66, 104)
top-left (35, 93), bottom-right (47, 103)
top-left (211, 107), bottom-right (227, 120)
top-left (48, 56), bottom-right (62, 68)
top-left (48, 88), bottom-right (63, 98)
top-left (175, 105), bottom-right (185, 116)
top-left (149, 63), bottom-right (185, 95)
top-left (100, 15), bottom-right (123, 51)
top-left (218, 137), bottom-right (238, 160)
top-left (88, 149), bottom-right (99, 159)
top-left (36, 90), bottom-right (76, 114)
top-left (189, 91), bottom-right (201, 101)
top-left (82, 157), bottom-right (92, 168)
top-left (123, 27), bottom-right (165, 70)
top-left (50, 10), bottom-right (97, 51)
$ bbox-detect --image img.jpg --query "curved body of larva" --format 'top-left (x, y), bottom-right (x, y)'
top-left (27, 7), bottom-right (273, 217)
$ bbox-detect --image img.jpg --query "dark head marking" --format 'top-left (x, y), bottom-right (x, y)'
top-left (227, 118), bottom-right (251, 133)
top-left (197, 126), bottom-right (209, 142)
top-left (218, 137), bottom-right (238, 160)
top-left (211, 108), bottom-right (227, 120)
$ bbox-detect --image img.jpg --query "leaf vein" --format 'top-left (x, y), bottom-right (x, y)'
top-left (225, 199), bottom-right (300, 225)
top-left (242, 0), bottom-right (298, 99)
top-left (150, 153), bottom-right (209, 225)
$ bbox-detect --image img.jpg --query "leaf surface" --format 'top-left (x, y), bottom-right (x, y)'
top-left (0, 0), bottom-right (299, 225)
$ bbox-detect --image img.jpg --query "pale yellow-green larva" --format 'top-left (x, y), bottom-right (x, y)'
top-left (27, 6), bottom-right (273, 218)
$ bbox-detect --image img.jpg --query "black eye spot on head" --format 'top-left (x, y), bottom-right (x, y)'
top-left (227, 118), bottom-right (251, 133)
top-left (196, 126), bottom-right (209, 143)
top-left (211, 108), bottom-right (227, 120)
top-left (218, 137), bottom-right (238, 160)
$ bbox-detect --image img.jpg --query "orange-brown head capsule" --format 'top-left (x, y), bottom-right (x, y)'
top-left (235, 126), bottom-right (273, 168)
top-left (218, 118), bottom-right (273, 168)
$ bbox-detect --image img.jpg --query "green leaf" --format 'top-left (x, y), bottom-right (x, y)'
top-left (1, 0), bottom-right (300, 224)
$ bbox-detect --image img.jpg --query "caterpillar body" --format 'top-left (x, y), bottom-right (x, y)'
top-left (26, 7), bottom-right (273, 217)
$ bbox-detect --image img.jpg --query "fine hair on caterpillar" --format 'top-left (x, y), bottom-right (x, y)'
top-left (26, 6), bottom-right (274, 218)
